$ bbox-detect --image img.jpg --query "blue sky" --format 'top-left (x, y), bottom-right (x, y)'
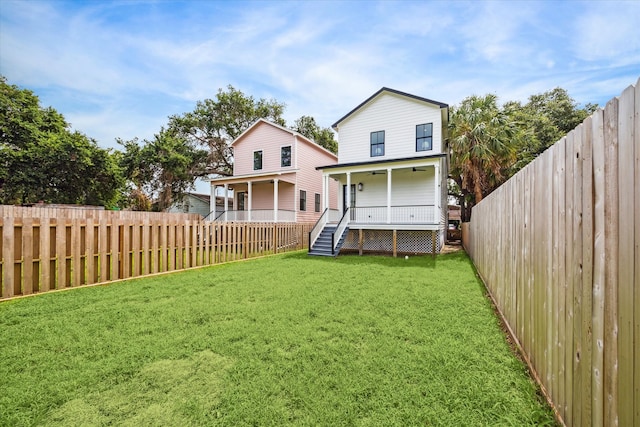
top-left (1, 0), bottom-right (639, 155)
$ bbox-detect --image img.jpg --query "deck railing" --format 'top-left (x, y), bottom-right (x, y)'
top-left (351, 205), bottom-right (436, 224)
top-left (213, 209), bottom-right (296, 222)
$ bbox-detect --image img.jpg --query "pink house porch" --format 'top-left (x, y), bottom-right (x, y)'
top-left (209, 119), bottom-right (338, 223)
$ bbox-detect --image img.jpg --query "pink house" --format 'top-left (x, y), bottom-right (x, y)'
top-left (208, 119), bottom-right (338, 222)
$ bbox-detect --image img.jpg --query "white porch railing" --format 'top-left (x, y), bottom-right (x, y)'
top-left (213, 209), bottom-right (296, 222)
top-left (351, 205), bottom-right (436, 224)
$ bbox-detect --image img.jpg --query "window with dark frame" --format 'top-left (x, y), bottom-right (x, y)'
top-left (416, 123), bottom-right (433, 152)
top-left (300, 190), bottom-right (306, 211)
top-left (281, 146), bottom-right (291, 167)
top-left (370, 130), bottom-right (385, 157)
top-left (253, 150), bottom-right (263, 170)
top-left (314, 193), bottom-right (320, 212)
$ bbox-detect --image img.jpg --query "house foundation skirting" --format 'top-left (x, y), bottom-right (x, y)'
top-left (341, 229), bottom-right (443, 256)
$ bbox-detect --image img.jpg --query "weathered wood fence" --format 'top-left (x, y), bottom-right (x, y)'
top-left (465, 79), bottom-right (639, 427)
top-left (1, 206), bottom-right (311, 300)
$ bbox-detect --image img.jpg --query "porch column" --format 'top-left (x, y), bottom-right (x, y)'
top-left (434, 164), bottom-right (440, 224)
top-left (322, 174), bottom-right (327, 212)
top-left (247, 181), bottom-right (252, 222)
top-left (346, 172), bottom-right (351, 214)
top-left (387, 168), bottom-right (392, 224)
top-left (210, 184), bottom-right (216, 218)
top-left (273, 179), bottom-right (279, 222)
top-left (223, 183), bottom-right (229, 221)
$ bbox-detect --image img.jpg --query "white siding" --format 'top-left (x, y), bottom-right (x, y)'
top-left (337, 92), bottom-right (443, 164)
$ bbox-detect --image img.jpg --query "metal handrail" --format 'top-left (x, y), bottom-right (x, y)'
top-left (332, 208), bottom-right (350, 254)
top-left (203, 210), bottom-right (225, 221)
top-left (309, 208), bottom-right (329, 248)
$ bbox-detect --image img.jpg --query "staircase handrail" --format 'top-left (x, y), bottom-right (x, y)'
top-left (203, 210), bottom-right (225, 222)
top-left (332, 208), bottom-right (350, 254)
top-left (309, 208), bottom-right (329, 249)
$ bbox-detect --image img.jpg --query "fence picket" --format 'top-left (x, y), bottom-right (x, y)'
top-left (71, 220), bottom-right (82, 286)
top-left (40, 218), bottom-right (51, 292)
top-left (22, 218), bottom-right (33, 295)
top-left (591, 108), bottom-right (606, 427)
top-left (580, 116), bottom-right (594, 425)
top-left (633, 78), bottom-right (640, 427)
top-left (616, 84), bottom-right (636, 427)
top-left (603, 96), bottom-right (619, 427)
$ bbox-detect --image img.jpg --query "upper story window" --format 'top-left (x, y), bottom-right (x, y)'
top-left (416, 123), bottom-right (433, 152)
top-left (253, 150), bottom-right (262, 170)
top-left (370, 131), bottom-right (385, 157)
top-left (281, 146), bottom-right (291, 167)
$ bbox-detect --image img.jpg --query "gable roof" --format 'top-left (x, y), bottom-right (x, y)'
top-left (332, 87), bottom-right (448, 130)
top-left (231, 118), bottom-right (337, 159)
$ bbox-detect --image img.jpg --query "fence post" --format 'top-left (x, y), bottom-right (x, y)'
top-left (3, 217), bottom-right (15, 298)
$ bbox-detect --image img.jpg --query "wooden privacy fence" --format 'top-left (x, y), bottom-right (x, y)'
top-left (465, 79), bottom-right (639, 427)
top-left (1, 207), bottom-right (311, 300)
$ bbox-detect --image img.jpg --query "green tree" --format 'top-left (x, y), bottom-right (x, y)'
top-left (505, 87), bottom-right (597, 168)
top-left (118, 86), bottom-right (287, 211)
top-left (118, 129), bottom-right (207, 211)
top-left (293, 115), bottom-right (338, 154)
top-left (0, 76), bottom-right (123, 206)
top-left (448, 94), bottom-right (518, 220)
top-left (167, 85), bottom-right (286, 177)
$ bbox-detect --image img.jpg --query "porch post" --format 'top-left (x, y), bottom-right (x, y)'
top-left (247, 181), bottom-right (252, 222)
top-left (223, 183), bottom-right (229, 221)
top-left (322, 174), bottom-right (327, 212)
top-left (434, 164), bottom-right (440, 224)
top-left (387, 168), bottom-right (392, 224)
top-left (273, 179), bottom-right (279, 222)
top-left (346, 172), bottom-right (351, 214)
top-left (210, 184), bottom-right (216, 218)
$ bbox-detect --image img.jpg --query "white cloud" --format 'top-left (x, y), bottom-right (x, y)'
top-left (1, 0), bottom-right (638, 151)
top-left (572, 1), bottom-right (640, 64)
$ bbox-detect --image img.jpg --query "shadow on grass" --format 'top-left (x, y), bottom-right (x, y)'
top-left (282, 249), bottom-right (470, 270)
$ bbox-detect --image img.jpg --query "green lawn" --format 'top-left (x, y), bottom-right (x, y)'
top-left (0, 250), bottom-right (556, 426)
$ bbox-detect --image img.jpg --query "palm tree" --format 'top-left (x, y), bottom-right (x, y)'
top-left (449, 94), bottom-right (517, 218)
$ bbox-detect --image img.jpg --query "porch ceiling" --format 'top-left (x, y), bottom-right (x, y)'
top-left (319, 156), bottom-right (441, 179)
top-left (317, 153), bottom-right (444, 171)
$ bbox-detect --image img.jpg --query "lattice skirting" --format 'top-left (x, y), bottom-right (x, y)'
top-left (342, 229), bottom-right (444, 254)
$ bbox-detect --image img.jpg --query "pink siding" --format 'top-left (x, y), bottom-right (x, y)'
top-left (233, 181), bottom-right (295, 211)
top-left (278, 183), bottom-right (296, 212)
top-left (233, 122), bottom-right (296, 176)
top-left (295, 140), bottom-right (338, 222)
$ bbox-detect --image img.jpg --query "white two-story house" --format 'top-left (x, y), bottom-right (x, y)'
top-left (309, 87), bottom-right (448, 256)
